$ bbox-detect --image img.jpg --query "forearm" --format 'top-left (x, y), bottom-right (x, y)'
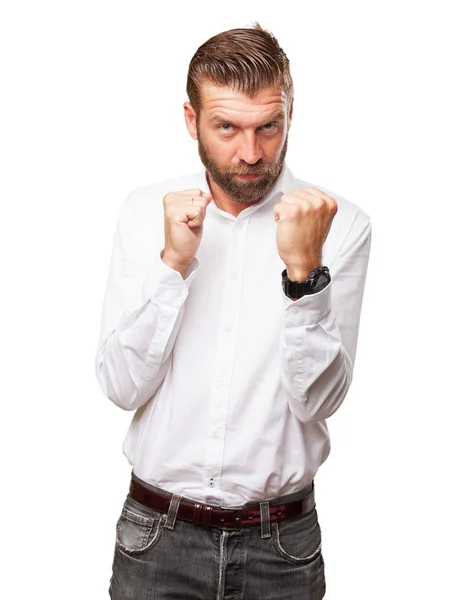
top-left (280, 283), bottom-right (352, 423)
top-left (280, 290), bottom-right (352, 423)
top-left (95, 293), bottom-right (187, 411)
top-left (280, 209), bottom-right (372, 423)
top-left (95, 187), bottom-right (201, 410)
top-left (95, 228), bottom-right (199, 411)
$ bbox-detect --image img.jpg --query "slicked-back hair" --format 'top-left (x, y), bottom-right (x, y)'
top-left (186, 23), bottom-right (294, 115)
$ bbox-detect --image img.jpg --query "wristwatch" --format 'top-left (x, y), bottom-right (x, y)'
top-left (282, 265), bottom-right (331, 299)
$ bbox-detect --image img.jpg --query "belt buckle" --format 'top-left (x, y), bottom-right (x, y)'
top-left (218, 507), bottom-right (243, 531)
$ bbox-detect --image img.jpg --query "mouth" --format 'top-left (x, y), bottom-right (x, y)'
top-left (233, 174), bottom-right (263, 180)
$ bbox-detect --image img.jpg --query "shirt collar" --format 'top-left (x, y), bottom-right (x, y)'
top-left (192, 161), bottom-right (296, 220)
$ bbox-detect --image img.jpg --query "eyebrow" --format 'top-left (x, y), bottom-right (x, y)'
top-left (208, 110), bottom-right (286, 127)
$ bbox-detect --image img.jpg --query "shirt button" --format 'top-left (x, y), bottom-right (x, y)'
top-left (226, 325), bottom-right (232, 333)
top-left (220, 381), bottom-right (227, 386)
top-left (213, 431), bottom-right (220, 438)
top-left (292, 307), bottom-right (299, 314)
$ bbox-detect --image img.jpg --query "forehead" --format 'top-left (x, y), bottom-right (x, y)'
top-left (199, 83), bottom-right (288, 125)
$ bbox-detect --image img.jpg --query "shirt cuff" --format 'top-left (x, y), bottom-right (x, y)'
top-left (143, 249), bottom-right (200, 305)
top-left (283, 280), bottom-right (332, 326)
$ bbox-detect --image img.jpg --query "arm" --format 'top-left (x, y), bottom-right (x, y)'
top-left (94, 191), bottom-right (199, 411)
top-left (280, 209), bottom-right (372, 423)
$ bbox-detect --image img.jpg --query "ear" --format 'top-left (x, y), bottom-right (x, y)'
top-left (184, 102), bottom-right (198, 140)
top-left (288, 96), bottom-right (294, 124)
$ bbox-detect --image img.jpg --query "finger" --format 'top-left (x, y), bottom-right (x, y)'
top-left (305, 186), bottom-right (334, 201)
top-left (184, 191), bottom-right (212, 201)
top-left (181, 188), bottom-right (213, 203)
top-left (273, 199), bottom-right (304, 220)
top-left (181, 188), bottom-right (204, 196)
top-left (273, 202), bottom-right (281, 221)
top-left (201, 191), bottom-right (213, 204)
top-left (305, 188), bottom-right (338, 213)
top-left (281, 189), bottom-right (319, 202)
top-left (183, 204), bottom-right (203, 227)
top-left (279, 192), bottom-right (300, 204)
top-left (184, 195), bottom-right (210, 226)
top-left (186, 207), bottom-right (207, 228)
top-left (293, 189), bottom-right (337, 213)
top-left (279, 193), bottom-right (311, 211)
top-left (189, 194), bottom-right (212, 206)
top-left (294, 188), bottom-right (327, 206)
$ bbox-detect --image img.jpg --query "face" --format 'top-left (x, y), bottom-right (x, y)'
top-left (185, 83), bottom-right (292, 204)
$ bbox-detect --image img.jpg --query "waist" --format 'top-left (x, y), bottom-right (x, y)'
top-left (129, 471), bottom-right (315, 530)
top-left (124, 419), bottom-right (330, 506)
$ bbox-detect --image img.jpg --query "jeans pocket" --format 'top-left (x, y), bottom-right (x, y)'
top-left (272, 506), bottom-right (323, 565)
top-left (115, 494), bottom-right (166, 555)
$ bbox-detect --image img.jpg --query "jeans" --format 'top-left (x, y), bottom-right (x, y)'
top-left (108, 472), bottom-right (326, 599)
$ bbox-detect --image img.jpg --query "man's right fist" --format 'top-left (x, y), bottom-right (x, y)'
top-left (161, 188), bottom-right (212, 276)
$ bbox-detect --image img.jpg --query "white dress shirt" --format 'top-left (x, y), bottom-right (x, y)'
top-left (95, 162), bottom-right (372, 507)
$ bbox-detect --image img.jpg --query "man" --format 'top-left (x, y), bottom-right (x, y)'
top-left (96, 23), bottom-right (371, 600)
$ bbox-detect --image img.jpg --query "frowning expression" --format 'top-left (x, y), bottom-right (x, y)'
top-left (185, 83), bottom-right (293, 204)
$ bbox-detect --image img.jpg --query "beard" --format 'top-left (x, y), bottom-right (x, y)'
top-left (197, 133), bottom-right (288, 205)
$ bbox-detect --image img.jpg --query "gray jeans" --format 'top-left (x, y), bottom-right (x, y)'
top-left (108, 472), bottom-right (326, 599)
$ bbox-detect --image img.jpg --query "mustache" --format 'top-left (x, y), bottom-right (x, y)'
top-left (227, 164), bottom-right (269, 177)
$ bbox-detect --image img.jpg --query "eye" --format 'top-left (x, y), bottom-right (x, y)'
top-left (261, 122), bottom-right (279, 133)
top-left (220, 123), bottom-right (233, 133)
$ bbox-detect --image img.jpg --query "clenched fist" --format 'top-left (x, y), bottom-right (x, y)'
top-left (273, 186), bottom-right (338, 281)
top-left (162, 188), bottom-right (212, 276)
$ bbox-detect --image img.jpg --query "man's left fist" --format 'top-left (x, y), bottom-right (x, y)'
top-left (273, 186), bottom-right (338, 281)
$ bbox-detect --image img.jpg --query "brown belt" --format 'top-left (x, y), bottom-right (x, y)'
top-left (129, 474), bottom-right (315, 531)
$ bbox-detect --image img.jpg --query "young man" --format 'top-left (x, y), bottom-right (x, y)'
top-left (96, 23), bottom-right (371, 600)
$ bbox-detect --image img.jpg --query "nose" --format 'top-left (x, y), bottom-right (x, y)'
top-left (237, 131), bottom-right (263, 164)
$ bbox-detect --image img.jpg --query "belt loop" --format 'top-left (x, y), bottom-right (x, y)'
top-left (193, 503), bottom-right (202, 526)
top-left (201, 505), bottom-right (213, 527)
top-left (260, 501), bottom-right (271, 538)
top-left (164, 494), bottom-right (182, 530)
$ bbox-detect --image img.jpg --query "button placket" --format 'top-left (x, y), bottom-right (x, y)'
top-left (202, 218), bottom-right (249, 500)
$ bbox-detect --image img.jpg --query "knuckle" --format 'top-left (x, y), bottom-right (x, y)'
top-left (317, 197), bottom-right (327, 209)
top-left (289, 204), bottom-right (301, 215)
top-left (163, 191), bottom-right (176, 204)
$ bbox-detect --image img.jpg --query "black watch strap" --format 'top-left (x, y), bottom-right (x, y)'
top-left (282, 266), bottom-right (331, 299)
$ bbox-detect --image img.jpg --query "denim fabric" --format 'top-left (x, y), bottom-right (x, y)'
top-left (108, 473), bottom-right (326, 599)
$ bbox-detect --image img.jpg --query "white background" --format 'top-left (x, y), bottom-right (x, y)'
top-left (1, 1), bottom-right (467, 598)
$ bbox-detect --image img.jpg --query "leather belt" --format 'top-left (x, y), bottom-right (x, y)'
top-left (129, 474), bottom-right (315, 530)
